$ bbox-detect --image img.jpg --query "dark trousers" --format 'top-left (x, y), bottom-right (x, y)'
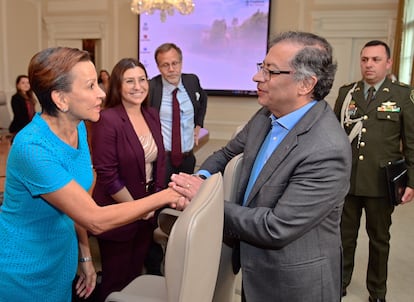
top-left (341, 195), bottom-right (394, 299)
top-left (97, 227), bottom-right (153, 302)
top-left (164, 151), bottom-right (196, 186)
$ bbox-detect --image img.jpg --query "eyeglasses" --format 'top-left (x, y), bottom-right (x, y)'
top-left (256, 63), bottom-right (291, 81)
top-left (158, 61), bottom-right (182, 70)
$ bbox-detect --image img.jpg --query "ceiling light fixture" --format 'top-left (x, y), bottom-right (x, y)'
top-left (130, 0), bottom-right (195, 22)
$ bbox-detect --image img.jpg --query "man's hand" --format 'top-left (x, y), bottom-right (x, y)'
top-left (194, 125), bottom-right (201, 146)
top-left (170, 172), bottom-right (204, 201)
top-left (401, 186), bottom-right (414, 204)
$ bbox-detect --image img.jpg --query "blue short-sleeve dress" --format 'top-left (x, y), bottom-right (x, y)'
top-left (0, 113), bottom-right (93, 301)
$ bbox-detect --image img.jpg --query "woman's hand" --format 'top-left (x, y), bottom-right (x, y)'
top-left (76, 260), bottom-right (97, 299)
top-left (159, 187), bottom-right (188, 211)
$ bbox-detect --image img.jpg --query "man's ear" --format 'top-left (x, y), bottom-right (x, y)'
top-left (299, 76), bottom-right (318, 96)
top-left (51, 90), bottom-right (69, 113)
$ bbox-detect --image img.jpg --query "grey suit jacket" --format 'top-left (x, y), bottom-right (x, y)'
top-left (200, 100), bottom-right (352, 302)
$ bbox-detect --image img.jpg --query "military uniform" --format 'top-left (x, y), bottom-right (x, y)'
top-left (334, 77), bottom-right (414, 299)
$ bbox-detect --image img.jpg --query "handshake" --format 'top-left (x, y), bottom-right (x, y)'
top-left (168, 173), bottom-right (206, 211)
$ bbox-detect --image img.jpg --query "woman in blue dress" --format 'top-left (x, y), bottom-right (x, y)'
top-left (0, 47), bottom-right (183, 302)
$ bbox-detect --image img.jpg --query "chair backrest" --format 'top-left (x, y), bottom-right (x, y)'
top-left (0, 91), bottom-right (11, 130)
top-left (223, 153), bottom-right (244, 203)
top-left (165, 172), bottom-right (224, 302)
top-left (212, 153), bottom-right (244, 302)
top-left (231, 123), bottom-right (246, 139)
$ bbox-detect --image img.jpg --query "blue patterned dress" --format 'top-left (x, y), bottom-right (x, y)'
top-left (0, 113), bottom-right (93, 301)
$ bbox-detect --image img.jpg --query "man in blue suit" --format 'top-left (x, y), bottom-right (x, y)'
top-left (171, 31), bottom-right (352, 302)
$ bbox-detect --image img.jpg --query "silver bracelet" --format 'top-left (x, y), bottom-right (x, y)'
top-left (79, 256), bottom-right (92, 263)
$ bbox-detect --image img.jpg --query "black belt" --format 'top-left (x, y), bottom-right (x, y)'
top-left (165, 150), bottom-right (193, 158)
top-left (145, 181), bottom-right (155, 193)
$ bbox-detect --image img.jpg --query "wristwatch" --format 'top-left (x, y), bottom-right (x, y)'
top-left (192, 174), bottom-right (207, 180)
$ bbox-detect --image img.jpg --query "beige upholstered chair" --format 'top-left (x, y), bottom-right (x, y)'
top-left (152, 153), bottom-right (244, 302)
top-left (0, 91), bottom-right (11, 136)
top-left (105, 173), bottom-right (224, 302)
top-left (212, 153), bottom-right (243, 302)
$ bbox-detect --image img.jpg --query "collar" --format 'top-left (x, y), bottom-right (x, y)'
top-left (363, 78), bottom-right (386, 94)
top-left (271, 100), bottom-right (317, 130)
top-left (161, 76), bottom-right (184, 94)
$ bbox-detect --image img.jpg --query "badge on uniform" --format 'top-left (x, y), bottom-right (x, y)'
top-left (348, 100), bottom-right (358, 116)
top-left (377, 101), bottom-right (400, 112)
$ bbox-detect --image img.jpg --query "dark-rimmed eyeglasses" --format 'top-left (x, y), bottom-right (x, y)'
top-left (256, 63), bottom-right (291, 81)
top-left (159, 61), bottom-right (182, 70)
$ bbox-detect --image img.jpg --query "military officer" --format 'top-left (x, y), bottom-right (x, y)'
top-left (333, 40), bottom-right (414, 302)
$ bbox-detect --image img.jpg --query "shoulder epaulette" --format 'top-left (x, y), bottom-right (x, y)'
top-left (391, 80), bottom-right (411, 88)
top-left (341, 82), bottom-right (357, 88)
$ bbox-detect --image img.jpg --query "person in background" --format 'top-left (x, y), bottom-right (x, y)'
top-left (147, 42), bottom-right (208, 276)
top-left (91, 58), bottom-right (166, 301)
top-left (98, 69), bottom-right (111, 94)
top-left (170, 31), bottom-right (352, 302)
top-left (0, 47), bottom-right (182, 302)
top-left (8, 74), bottom-right (36, 136)
top-left (333, 40), bottom-right (414, 302)
top-left (149, 42), bottom-right (208, 185)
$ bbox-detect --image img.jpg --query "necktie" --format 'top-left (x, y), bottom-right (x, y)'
top-left (171, 88), bottom-right (182, 167)
top-left (366, 86), bottom-right (376, 103)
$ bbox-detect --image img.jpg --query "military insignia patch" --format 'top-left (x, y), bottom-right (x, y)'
top-left (348, 100), bottom-right (358, 116)
top-left (377, 101), bottom-right (400, 112)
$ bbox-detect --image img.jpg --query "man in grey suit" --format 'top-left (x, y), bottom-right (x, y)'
top-left (170, 31), bottom-right (352, 302)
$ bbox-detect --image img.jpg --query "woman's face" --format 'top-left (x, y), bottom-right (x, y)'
top-left (100, 71), bottom-right (109, 81)
top-left (64, 61), bottom-right (105, 122)
top-left (17, 77), bottom-right (30, 93)
top-left (121, 66), bottom-right (149, 107)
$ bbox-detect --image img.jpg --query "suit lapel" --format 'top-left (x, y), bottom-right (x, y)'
top-left (351, 82), bottom-right (367, 112)
top-left (182, 74), bottom-right (196, 103)
top-left (150, 76), bottom-right (163, 110)
top-left (239, 111), bottom-right (271, 205)
top-left (243, 101), bottom-right (325, 206)
top-left (369, 78), bottom-right (394, 110)
top-left (115, 105), bottom-right (146, 181)
top-left (245, 128), bottom-right (298, 206)
top-left (352, 79), bottom-right (394, 114)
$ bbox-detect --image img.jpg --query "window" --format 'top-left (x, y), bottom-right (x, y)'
top-left (398, 0), bottom-right (414, 85)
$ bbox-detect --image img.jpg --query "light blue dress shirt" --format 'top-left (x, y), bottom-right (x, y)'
top-left (197, 101), bottom-right (317, 200)
top-left (160, 78), bottom-right (195, 152)
top-left (242, 101), bottom-right (317, 205)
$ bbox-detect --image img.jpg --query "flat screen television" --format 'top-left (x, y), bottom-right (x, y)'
top-left (138, 0), bottom-right (271, 96)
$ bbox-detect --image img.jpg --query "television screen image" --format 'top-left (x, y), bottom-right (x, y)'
top-left (138, 0), bottom-right (271, 96)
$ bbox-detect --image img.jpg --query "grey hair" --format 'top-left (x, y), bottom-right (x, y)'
top-left (269, 31), bottom-right (337, 100)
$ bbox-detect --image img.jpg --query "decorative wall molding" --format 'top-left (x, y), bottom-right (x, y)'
top-left (312, 10), bottom-right (397, 38)
top-left (47, 0), bottom-right (108, 12)
top-left (43, 15), bottom-right (109, 69)
top-left (315, 0), bottom-right (396, 4)
top-left (44, 16), bottom-right (107, 41)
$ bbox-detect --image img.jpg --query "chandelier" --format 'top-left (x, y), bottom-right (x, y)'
top-left (130, 0), bottom-right (195, 22)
